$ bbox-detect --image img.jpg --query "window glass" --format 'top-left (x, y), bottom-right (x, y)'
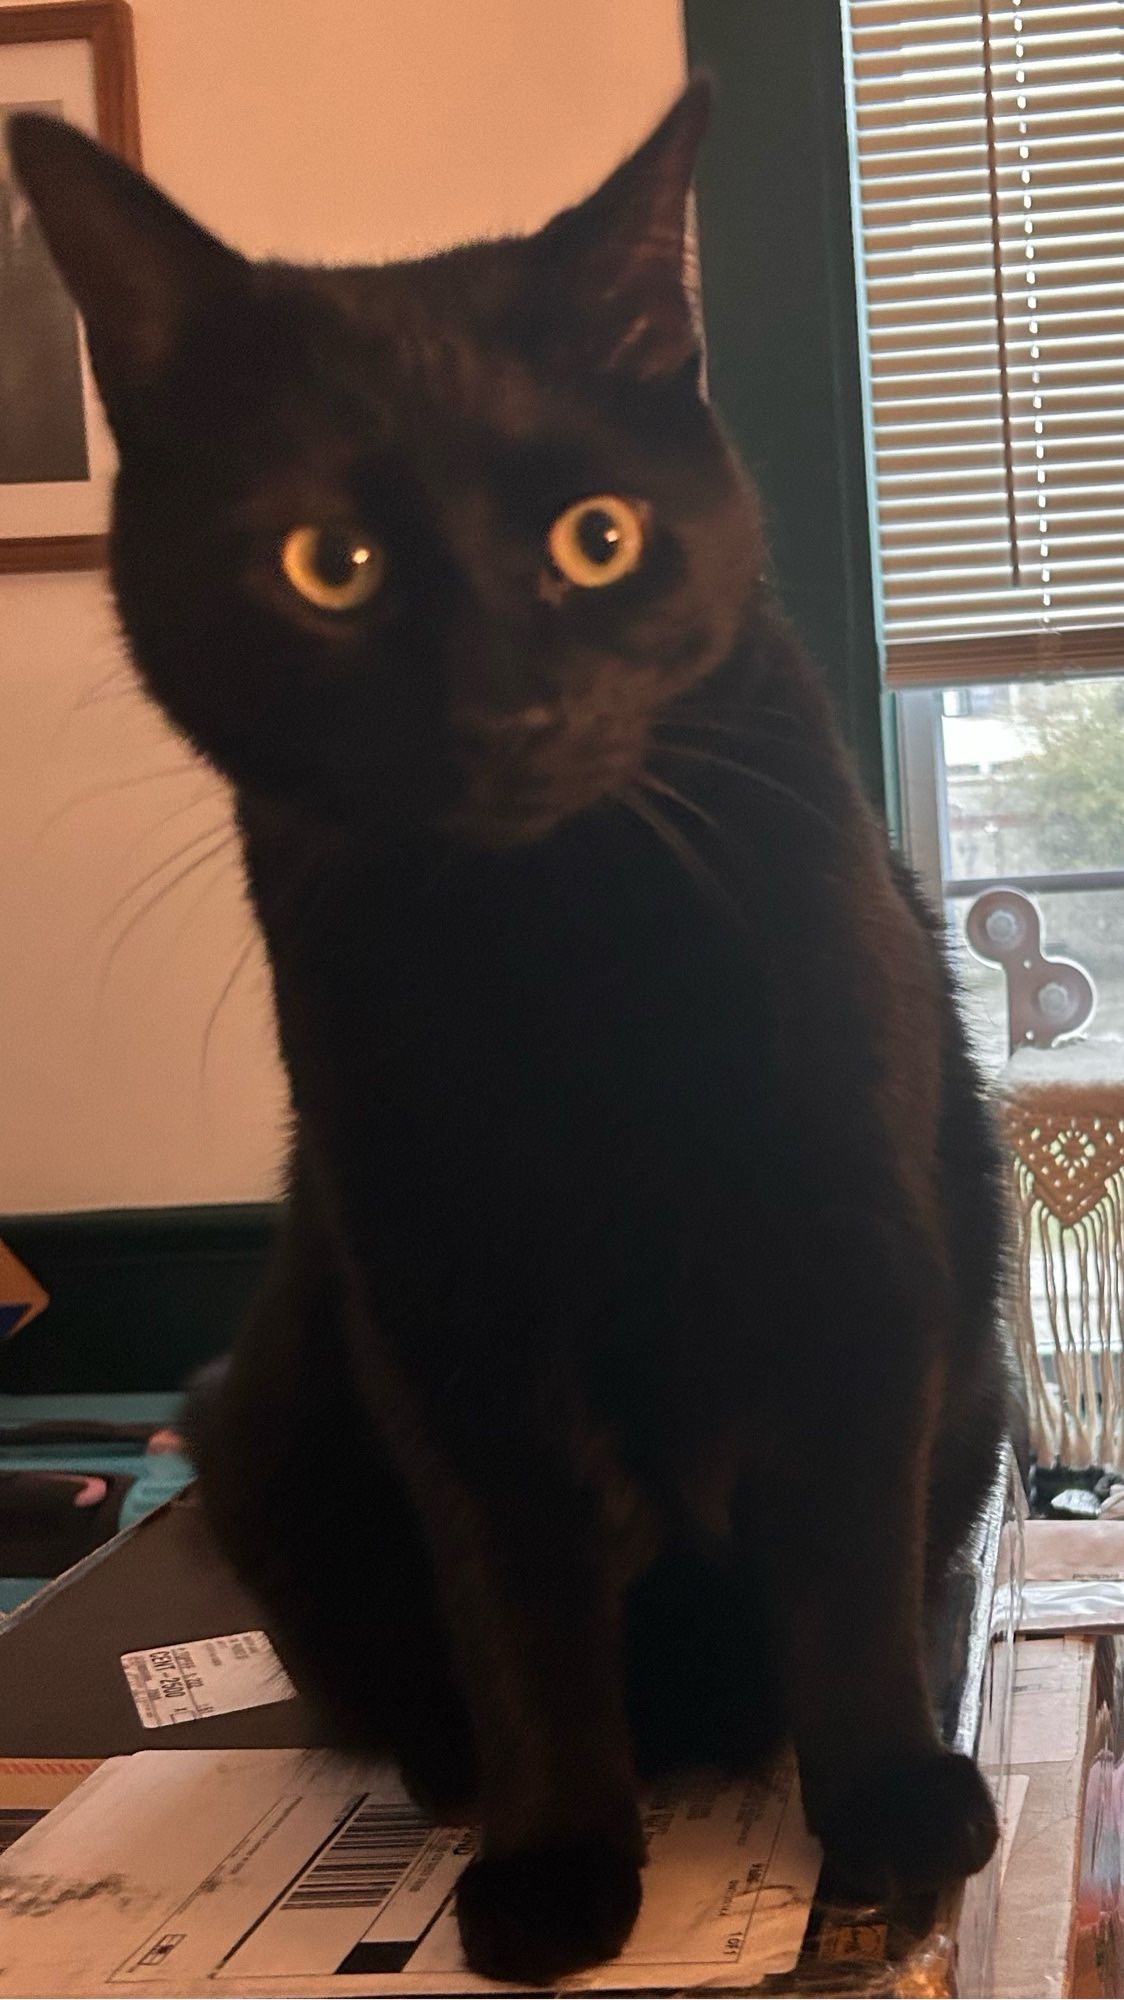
top-left (942, 675), bottom-right (1124, 882)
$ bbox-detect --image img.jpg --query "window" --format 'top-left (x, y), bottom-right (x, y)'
top-left (846, 0), bottom-right (1124, 1066)
top-left (901, 677), bottom-right (1124, 1063)
top-left (849, 0), bottom-right (1124, 683)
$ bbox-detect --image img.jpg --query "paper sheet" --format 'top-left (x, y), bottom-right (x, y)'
top-left (120, 1632), bottom-right (296, 1728)
top-left (0, 1758), bottom-right (101, 1859)
top-left (1008, 1638), bottom-right (1088, 1765)
top-left (1023, 1520), bottom-right (1124, 1582)
top-left (0, 1749), bottom-right (822, 1996)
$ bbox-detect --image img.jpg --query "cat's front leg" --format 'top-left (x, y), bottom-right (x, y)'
top-left (186, 1188), bottom-right (479, 1814)
top-left (433, 1463), bottom-right (643, 1986)
top-left (357, 1337), bottom-right (644, 1987)
top-left (750, 1208), bottom-right (999, 1903)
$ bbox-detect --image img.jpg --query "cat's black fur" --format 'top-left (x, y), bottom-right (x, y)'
top-left (13, 87), bottom-right (1008, 1986)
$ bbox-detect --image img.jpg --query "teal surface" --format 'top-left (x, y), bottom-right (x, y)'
top-left (0, 1207), bottom-right (272, 1394)
top-left (0, 1393), bottom-right (193, 1614)
top-left (0, 1577), bottom-right (47, 1613)
top-left (0, 1392), bottom-right (181, 1467)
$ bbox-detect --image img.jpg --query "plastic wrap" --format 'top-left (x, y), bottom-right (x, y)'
top-left (740, 1446), bottom-right (1023, 1998)
top-left (1071, 1637), bottom-right (1124, 1995)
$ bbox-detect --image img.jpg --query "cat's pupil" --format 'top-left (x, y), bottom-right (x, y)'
top-left (576, 508), bottom-right (622, 566)
top-left (315, 529), bottom-right (363, 587)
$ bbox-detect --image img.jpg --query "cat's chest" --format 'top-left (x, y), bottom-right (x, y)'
top-left (272, 863), bottom-right (778, 1160)
top-left (247, 813), bottom-right (881, 1248)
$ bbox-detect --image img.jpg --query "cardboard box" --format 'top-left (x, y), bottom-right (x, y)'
top-left (986, 1631), bottom-right (1124, 2000)
top-left (991, 1636), bottom-right (1101, 1997)
top-left (0, 1461), bottom-right (1020, 1996)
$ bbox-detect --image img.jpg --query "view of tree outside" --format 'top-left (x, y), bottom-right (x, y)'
top-left (942, 679), bottom-right (1124, 1068)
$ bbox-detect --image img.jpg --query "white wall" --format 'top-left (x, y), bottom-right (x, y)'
top-left (1, 0), bottom-right (686, 1214)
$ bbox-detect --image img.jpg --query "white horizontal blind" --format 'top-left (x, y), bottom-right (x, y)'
top-left (849, 0), bottom-right (1124, 685)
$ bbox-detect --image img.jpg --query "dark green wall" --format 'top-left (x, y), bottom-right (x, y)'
top-left (684, 0), bottom-right (884, 809)
top-left (0, 1208), bottom-right (276, 1393)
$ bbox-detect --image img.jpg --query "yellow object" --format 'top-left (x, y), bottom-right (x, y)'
top-left (0, 1241), bottom-right (48, 1341)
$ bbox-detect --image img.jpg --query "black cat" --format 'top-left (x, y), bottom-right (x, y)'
top-left (13, 85), bottom-right (1007, 1987)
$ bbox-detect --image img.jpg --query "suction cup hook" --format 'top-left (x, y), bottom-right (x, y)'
top-left (965, 886), bottom-right (1095, 1056)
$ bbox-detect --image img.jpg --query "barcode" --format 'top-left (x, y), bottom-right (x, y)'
top-left (284, 1801), bottom-right (431, 1910)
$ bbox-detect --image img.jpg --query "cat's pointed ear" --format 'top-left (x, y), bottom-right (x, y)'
top-left (533, 78), bottom-right (710, 384)
top-left (7, 113), bottom-right (245, 434)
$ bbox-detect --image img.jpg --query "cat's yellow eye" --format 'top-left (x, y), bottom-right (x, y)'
top-left (547, 495), bottom-right (647, 589)
top-left (281, 525), bottom-right (384, 612)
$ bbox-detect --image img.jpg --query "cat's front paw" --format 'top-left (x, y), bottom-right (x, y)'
top-left (455, 1838), bottom-right (643, 1986)
top-left (808, 1749), bottom-right (998, 1903)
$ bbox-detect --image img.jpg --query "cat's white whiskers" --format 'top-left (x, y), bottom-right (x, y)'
top-left (654, 738), bottom-right (835, 834)
top-left (73, 668), bottom-right (141, 712)
top-left (638, 770), bottom-right (721, 840)
top-left (93, 829), bottom-right (238, 1017)
top-left (150, 834), bottom-right (246, 1004)
top-left (66, 817), bottom-right (235, 997)
top-left (32, 760), bottom-right (205, 848)
top-left (45, 651), bottom-right (143, 758)
top-left (118, 782), bottom-right (224, 869)
top-left (87, 817), bottom-right (235, 950)
top-left (200, 929), bottom-right (260, 1088)
top-left (619, 786), bottom-right (743, 929)
top-left (654, 714), bottom-right (838, 769)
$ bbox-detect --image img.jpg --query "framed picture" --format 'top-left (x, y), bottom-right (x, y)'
top-left (0, 1), bottom-right (139, 573)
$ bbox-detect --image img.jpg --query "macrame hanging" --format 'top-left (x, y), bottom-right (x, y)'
top-left (996, 1046), bottom-right (1124, 1471)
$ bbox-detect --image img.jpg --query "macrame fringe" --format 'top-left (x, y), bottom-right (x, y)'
top-left (1011, 1156), bottom-right (1124, 1470)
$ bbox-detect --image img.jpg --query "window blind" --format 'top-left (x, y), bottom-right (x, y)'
top-left (848, 0), bottom-right (1124, 685)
